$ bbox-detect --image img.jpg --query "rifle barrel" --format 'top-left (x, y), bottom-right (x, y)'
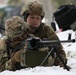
top-left (39, 39), bottom-right (75, 44)
top-left (60, 39), bottom-right (75, 43)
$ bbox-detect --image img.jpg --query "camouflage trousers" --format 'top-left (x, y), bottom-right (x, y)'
top-left (0, 57), bottom-right (8, 72)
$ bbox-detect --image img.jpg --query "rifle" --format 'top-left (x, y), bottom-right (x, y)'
top-left (20, 37), bottom-right (75, 71)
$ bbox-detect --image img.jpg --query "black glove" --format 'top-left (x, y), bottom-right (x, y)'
top-left (60, 63), bottom-right (71, 71)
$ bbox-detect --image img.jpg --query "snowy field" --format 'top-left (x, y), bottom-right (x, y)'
top-left (0, 30), bottom-right (76, 75)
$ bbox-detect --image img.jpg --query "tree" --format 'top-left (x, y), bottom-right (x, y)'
top-left (7, 0), bottom-right (24, 7)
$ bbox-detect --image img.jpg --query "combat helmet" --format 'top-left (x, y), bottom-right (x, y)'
top-left (5, 16), bottom-right (28, 40)
top-left (21, 1), bottom-right (45, 20)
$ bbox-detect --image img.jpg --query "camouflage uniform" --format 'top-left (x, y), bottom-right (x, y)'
top-left (0, 1), bottom-right (70, 72)
top-left (28, 23), bottom-right (67, 66)
top-left (0, 16), bottom-right (28, 72)
top-left (21, 1), bottom-right (69, 68)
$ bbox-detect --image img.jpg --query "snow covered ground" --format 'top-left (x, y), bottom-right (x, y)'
top-left (0, 30), bottom-right (76, 75)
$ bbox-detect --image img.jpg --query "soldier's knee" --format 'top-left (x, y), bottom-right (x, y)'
top-left (11, 51), bottom-right (21, 64)
top-left (5, 50), bottom-right (22, 71)
top-left (5, 59), bottom-right (16, 71)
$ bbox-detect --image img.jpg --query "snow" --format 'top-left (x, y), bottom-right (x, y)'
top-left (0, 29), bottom-right (76, 75)
top-left (0, 34), bottom-right (2, 38)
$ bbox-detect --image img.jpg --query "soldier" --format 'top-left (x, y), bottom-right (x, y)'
top-left (20, 1), bottom-right (71, 70)
top-left (0, 1), bottom-right (71, 72)
top-left (0, 16), bottom-right (32, 71)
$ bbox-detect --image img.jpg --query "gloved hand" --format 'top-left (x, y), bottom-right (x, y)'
top-left (59, 62), bottom-right (71, 71)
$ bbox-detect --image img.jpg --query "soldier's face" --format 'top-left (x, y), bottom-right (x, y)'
top-left (26, 15), bottom-right (41, 28)
top-left (13, 32), bottom-right (27, 42)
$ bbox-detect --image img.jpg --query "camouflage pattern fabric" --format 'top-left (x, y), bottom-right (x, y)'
top-left (27, 23), bottom-right (67, 66)
top-left (0, 36), bottom-right (27, 71)
top-left (0, 36), bottom-right (8, 72)
top-left (6, 23), bottom-right (67, 69)
top-left (0, 16), bottom-right (68, 71)
top-left (21, 1), bottom-right (45, 18)
top-left (5, 23), bottom-right (68, 70)
top-left (0, 16), bottom-right (28, 72)
top-left (20, 0), bottom-right (67, 67)
top-left (5, 16), bottom-right (28, 41)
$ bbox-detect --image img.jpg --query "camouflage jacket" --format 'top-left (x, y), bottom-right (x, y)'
top-left (28, 23), bottom-right (67, 66)
top-left (0, 34), bottom-right (45, 71)
top-left (0, 35), bottom-right (28, 71)
top-left (0, 36), bottom-right (8, 72)
top-left (0, 23), bottom-right (67, 71)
